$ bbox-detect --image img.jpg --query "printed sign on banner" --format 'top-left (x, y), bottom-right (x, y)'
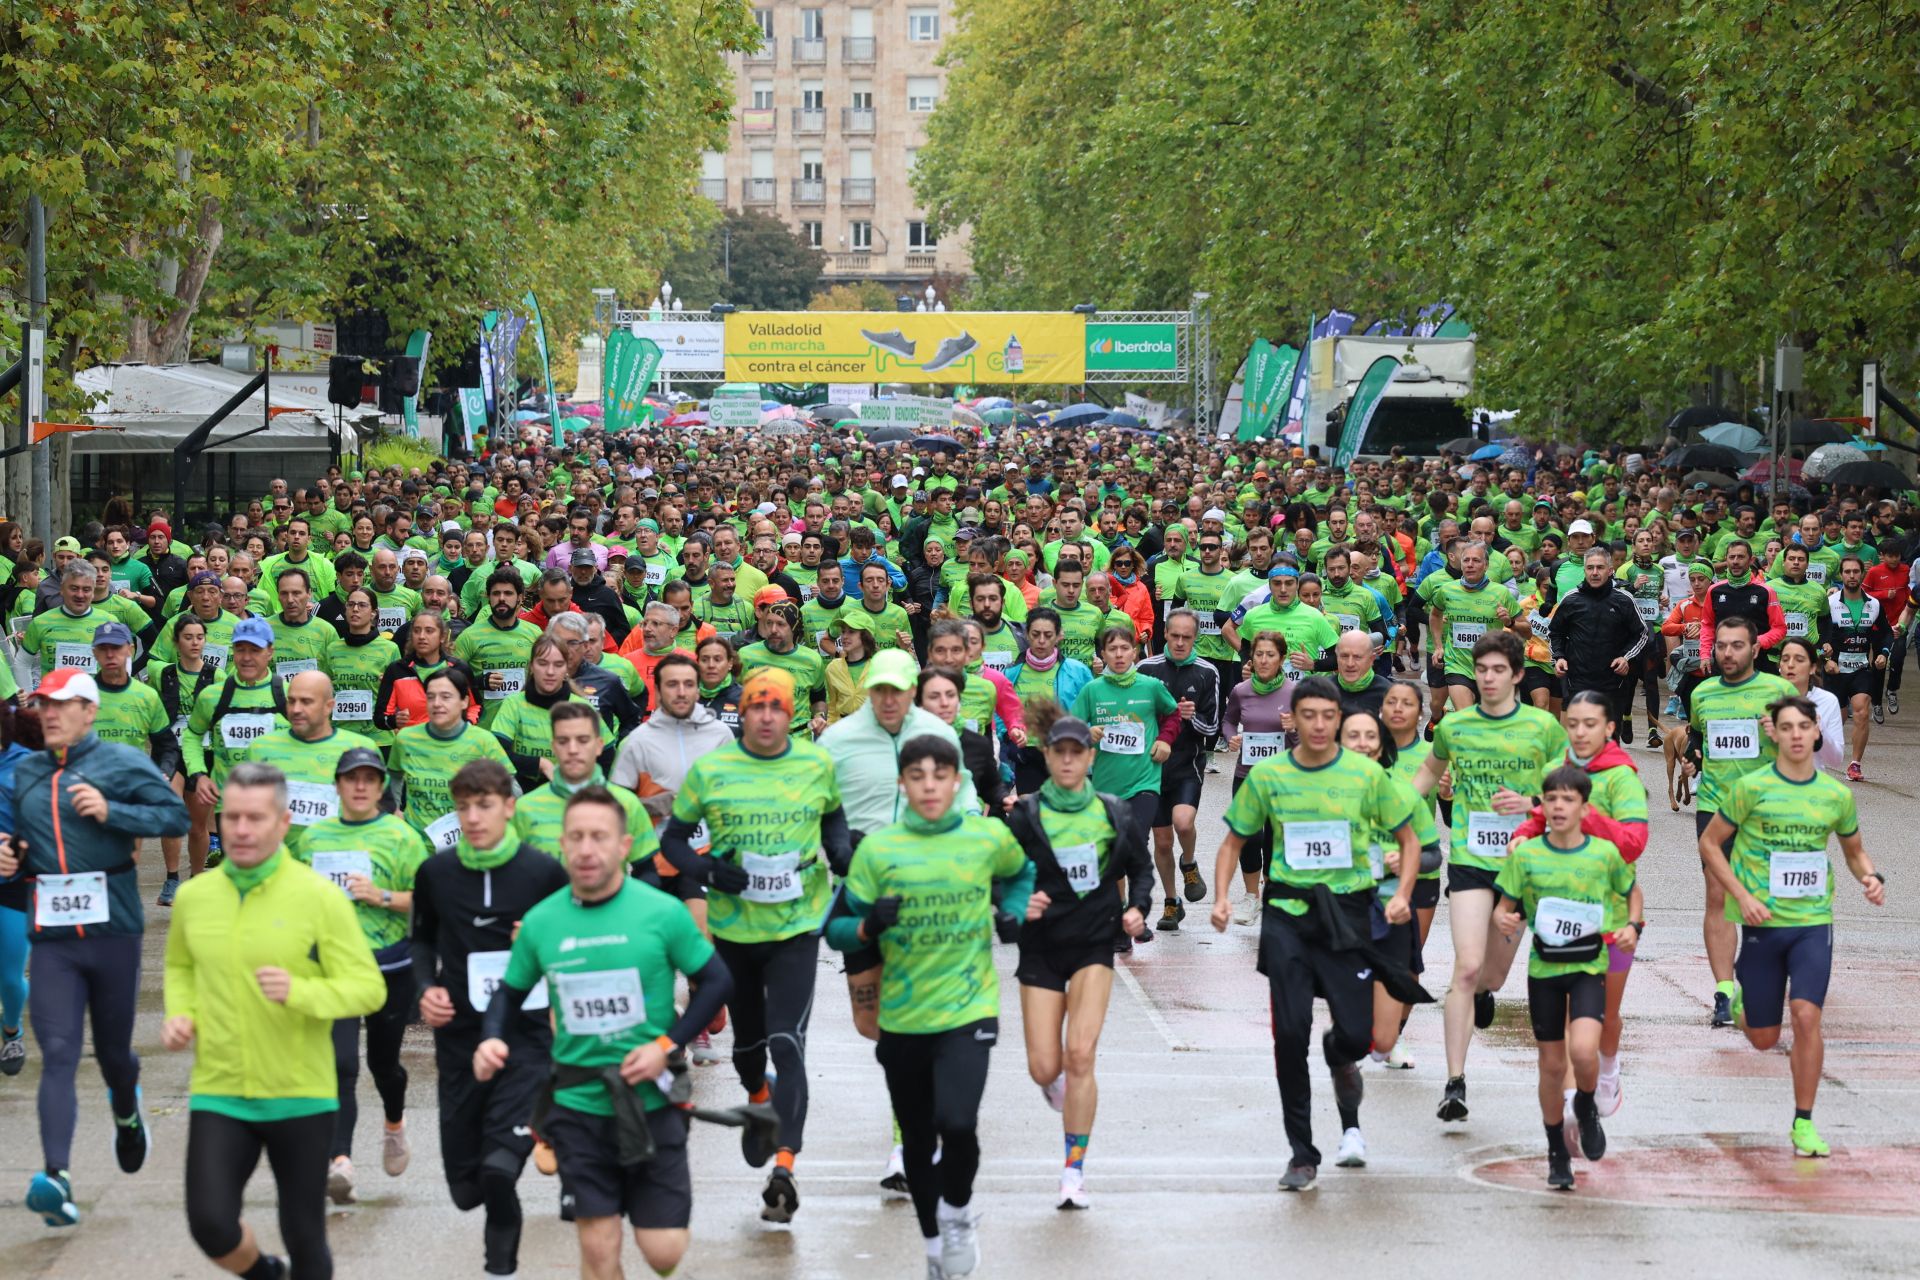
top-left (629, 321), bottom-right (725, 372)
top-left (859, 396), bottom-right (950, 430)
top-left (725, 312), bottom-right (1084, 384)
top-left (709, 385), bottom-right (763, 429)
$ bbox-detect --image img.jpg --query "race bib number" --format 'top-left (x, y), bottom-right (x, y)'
top-left (1838, 650), bottom-right (1868, 674)
top-left (1785, 613), bottom-right (1809, 638)
top-left (334, 689), bottom-right (374, 721)
top-left (1534, 896), bottom-right (1604, 945)
top-left (1529, 611), bottom-right (1552, 639)
top-left (981, 649), bottom-right (1016, 671)
top-left (276, 659), bottom-right (319, 679)
top-left (645, 564), bottom-right (668, 587)
top-left (1706, 718), bottom-right (1759, 760)
top-left (1055, 841), bottom-right (1101, 894)
top-left (1635, 598), bottom-right (1660, 623)
top-left (425, 811), bottom-right (463, 853)
top-left (377, 606), bottom-right (408, 632)
top-left (35, 871), bottom-right (109, 928)
top-left (1806, 563), bottom-right (1828, 585)
top-left (467, 949), bottom-right (549, 1014)
top-left (1678, 641), bottom-right (1700, 666)
top-left (203, 643), bottom-right (228, 671)
top-left (739, 852), bottom-right (803, 904)
top-left (556, 968), bottom-right (644, 1037)
top-left (1465, 810), bottom-right (1523, 858)
top-left (1196, 614), bottom-right (1223, 637)
top-left (690, 820), bottom-right (712, 851)
top-left (219, 712), bottom-right (275, 751)
top-left (1099, 720), bottom-right (1145, 756)
top-left (1334, 612), bottom-right (1363, 633)
top-left (1240, 732), bottom-right (1285, 766)
top-left (1769, 850), bottom-right (1829, 899)
top-left (485, 667), bottom-right (525, 700)
top-left (171, 715), bottom-right (191, 737)
top-left (1450, 621), bottom-right (1486, 650)
top-left (310, 848), bottom-right (372, 895)
top-left (1368, 842), bottom-right (1386, 881)
top-left (53, 642), bottom-right (95, 672)
top-left (285, 780), bottom-right (338, 825)
top-left (1283, 820), bottom-right (1353, 871)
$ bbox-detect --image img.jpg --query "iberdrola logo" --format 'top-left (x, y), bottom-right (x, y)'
top-left (1091, 337), bottom-right (1114, 355)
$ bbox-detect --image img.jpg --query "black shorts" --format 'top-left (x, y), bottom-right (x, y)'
top-left (1444, 672), bottom-right (1478, 691)
top-left (1697, 810), bottom-right (1731, 863)
top-left (435, 1028), bottom-right (547, 1183)
top-left (1412, 876), bottom-right (1442, 910)
top-left (842, 944), bottom-right (883, 977)
top-left (1015, 942), bottom-right (1114, 993)
top-left (1447, 862), bottom-right (1501, 897)
top-left (1527, 970), bottom-right (1606, 1042)
top-left (1832, 667), bottom-right (1879, 703)
top-left (1520, 667), bottom-right (1559, 700)
top-left (1155, 772), bottom-right (1203, 825)
top-left (543, 1103), bottom-right (691, 1228)
top-left (1735, 923), bottom-right (1833, 1027)
top-left (1383, 914), bottom-right (1424, 977)
top-left (1426, 658), bottom-right (1448, 690)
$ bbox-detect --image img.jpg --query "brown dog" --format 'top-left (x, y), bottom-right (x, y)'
top-left (1662, 722), bottom-right (1693, 811)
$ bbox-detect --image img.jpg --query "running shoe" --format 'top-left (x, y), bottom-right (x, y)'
top-left (1665, 694), bottom-right (1683, 720)
top-left (691, 1029), bottom-right (722, 1065)
top-left (1334, 1128), bottom-right (1367, 1168)
top-left (1385, 1043), bottom-right (1415, 1070)
top-left (382, 1122), bottom-right (410, 1176)
top-left (1473, 989), bottom-right (1496, 1029)
top-left (1791, 1117), bottom-right (1831, 1158)
top-left (1156, 898), bottom-right (1183, 932)
top-left (1205, 760), bottom-right (1220, 775)
top-left (1575, 1096), bottom-right (1606, 1161)
top-left (760, 1166), bottom-right (799, 1223)
top-left (881, 1145), bottom-right (911, 1197)
top-left (156, 875), bottom-right (179, 907)
top-left (533, 1137), bottom-right (558, 1176)
top-left (742, 1105), bottom-right (779, 1168)
top-left (937, 1200), bottom-right (982, 1275)
top-left (1872, 701), bottom-right (1884, 725)
top-left (112, 1085), bottom-right (150, 1174)
top-left (1888, 688), bottom-right (1900, 715)
top-left (327, 1156), bottom-right (356, 1205)
top-left (1847, 760), bottom-right (1864, 781)
top-left (1180, 862), bottom-right (1206, 902)
top-left (1057, 1166), bottom-right (1090, 1210)
top-left (1711, 990), bottom-right (1734, 1027)
top-left (1114, 933), bottom-right (1133, 957)
top-left (1437, 1075), bottom-right (1468, 1122)
top-left (25, 1170), bottom-right (78, 1226)
top-left (0, 1028), bottom-right (25, 1076)
top-left (1277, 1163), bottom-right (1317, 1192)
top-left (922, 333), bottom-right (979, 373)
top-left (927, 1260), bottom-right (949, 1280)
top-left (1041, 1072), bottom-right (1066, 1114)
top-left (1547, 1150), bottom-right (1575, 1190)
top-left (859, 329), bottom-right (916, 359)
top-left (1232, 894), bottom-right (1260, 926)
top-left (1646, 727), bottom-right (1663, 751)
top-left (1595, 1072), bottom-right (1623, 1118)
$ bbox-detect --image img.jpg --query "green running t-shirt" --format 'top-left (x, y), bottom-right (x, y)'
top-left (1688, 672), bottom-right (1797, 814)
top-left (1224, 747), bottom-right (1411, 912)
top-left (1718, 765), bottom-right (1859, 928)
top-left (1496, 834), bottom-right (1635, 978)
top-left (1429, 703), bottom-right (1569, 871)
top-left (295, 813), bottom-right (432, 950)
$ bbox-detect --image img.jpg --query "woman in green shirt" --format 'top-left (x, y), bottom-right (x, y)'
top-left (1068, 626), bottom-right (1176, 886)
top-left (488, 636), bottom-right (588, 790)
top-left (150, 611), bottom-right (219, 895)
top-left (324, 588), bottom-right (402, 747)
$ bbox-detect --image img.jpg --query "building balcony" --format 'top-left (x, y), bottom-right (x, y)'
top-left (904, 252), bottom-right (937, 272)
top-left (698, 177), bottom-right (727, 202)
top-left (744, 41), bottom-right (775, 65)
top-left (792, 37), bottom-right (826, 63)
top-left (842, 36), bottom-right (875, 62)
top-left (743, 177), bottom-right (777, 205)
top-left (791, 107), bottom-right (825, 134)
top-left (741, 107), bottom-right (776, 135)
top-left (842, 107), bottom-right (875, 134)
top-left (828, 252), bottom-right (873, 274)
top-left (841, 178), bottom-right (875, 204)
top-left (792, 178), bottom-right (826, 205)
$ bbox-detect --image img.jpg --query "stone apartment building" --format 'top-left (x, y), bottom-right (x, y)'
top-left (700, 1), bottom-right (970, 287)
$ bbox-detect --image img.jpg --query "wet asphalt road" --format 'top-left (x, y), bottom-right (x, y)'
top-left (3, 709), bottom-right (1919, 1278)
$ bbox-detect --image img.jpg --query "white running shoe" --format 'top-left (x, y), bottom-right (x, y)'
top-left (691, 1030), bottom-right (723, 1065)
top-left (381, 1122), bottom-right (410, 1177)
top-left (1334, 1128), bottom-right (1367, 1168)
top-left (1057, 1166), bottom-right (1089, 1210)
top-left (1385, 1042), bottom-right (1415, 1070)
top-left (1595, 1071), bottom-right (1623, 1118)
top-left (936, 1200), bottom-right (982, 1277)
top-left (327, 1156), bottom-right (356, 1204)
top-left (881, 1145), bottom-right (911, 1199)
top-left (1561, 1089), bottom-right (1581, 1158)
top-left (1232, 894), bottom-right (1260, 926)
top-left (1041, 1072), bottom-right (1067, 1114)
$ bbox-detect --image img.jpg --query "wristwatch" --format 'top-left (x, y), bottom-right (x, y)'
top-left (1865, 872), bottom-right (1885, 886)
top-left (381, 889), bottom-right (393, 906)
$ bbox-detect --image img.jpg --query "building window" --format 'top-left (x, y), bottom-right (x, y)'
top-left (906, 147), bottom-right (919, 172)
top-left (802, 84), bottom-right (824, 111)
top-left (801, 8), bottom-right (824, 40)
top-left (753, 8), bottom-right (773, 39)
top-left (751, 81), bottom-right (774, 110)
top-left (802, 221), bottom-right (822, 249)
top-left (907, 77), bottom-right (938, 112)
top-left (908, 221), bottom-right (938, 250)
top-left (851, 87), bottom-right (873, 111)
top-left (850, 220), bottom-right (873, 250)
top-left (907, 8), bottom-right (939, 41)
top-left (801, 154), bottom-right (823, 183)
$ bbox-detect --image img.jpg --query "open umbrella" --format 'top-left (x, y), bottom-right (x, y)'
top-left (759, 418), bottom-right (809, 437)
top-left (572, 403), bottom-right (605, 420)
top-left (512, 408), bottom-right (550, 422)
top-left (1699, 422), bottom-right (1764, 453)
top-left (1438, 436), bottom-right (1481, 455)
top-left (559, 415), bottom-right (591, 435)
top-left (760, 405), bottom-right (803, 424)
top-left (1802, 443), bottom-right (1868, 481)
top-left (950, 405), bottom-right (986, 431)
top-left (1824, 460), bottom-right (1913, 490)
top-left (1786, 417), bottom-right (1853, 447)
top-left (918, 434), bottom-right (965, 455)
top-left (1050, 403), bottom-right (1107, 429)
top-left (1742, 456), bottom-right (1803, 484)
top-left (1103, 410), bottom-right (1146, 430)
top-left (1683, 470), bottom-right (1739, 490)
top-left (1665, 443), bottom-right (1749, 472)
top-left (971, 396), bottom-right (1014, 411)
top-left (1664, 405), bottom-right (1740, 436)
top-left (1497, 445), bottom-right (1533, 468)
top-left (813, 404), bottom-right (858, 424)
top-left (863, 424), bottom-right (916, 444)
top-left (1469, 443), bottom-right (1504, 462)
top-left (660, 411), bottom-right (707, 427)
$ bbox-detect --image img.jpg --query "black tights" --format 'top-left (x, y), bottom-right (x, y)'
top-left (331, 968), bottom-right (415, 1159)
top-left (877, 1019), bottom-right (996, 1238)
top-left (186, 1109), bottom-right (334, 1278)
top-left (715, 932), bottom-right (817, 1155)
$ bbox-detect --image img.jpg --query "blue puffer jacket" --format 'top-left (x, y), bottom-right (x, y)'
top-left (15, 732), bottom-right (190, 939)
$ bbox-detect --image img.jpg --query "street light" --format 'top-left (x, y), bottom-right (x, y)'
top-left (591, 287), bottom-right (616, 331)
top-left (660, 280), bottom-right (674, 307)
top-left (709, 303), bottom-right (737, 315)
top-left (1071, 302), bottom-right (1099, 316)
top-left (672, 298), bottom-right (684, 312)
top-left (925, 284), bottom-right (937, 306)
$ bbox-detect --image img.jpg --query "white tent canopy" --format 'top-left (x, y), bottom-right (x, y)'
top-left (70, 362), bottom-right (380, 455)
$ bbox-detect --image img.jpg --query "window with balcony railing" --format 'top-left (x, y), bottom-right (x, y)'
top-left (842, 107), bottom-right (875, 133)
top-left (743, 177), bottom-right (777, 204)
top-left (841, 178), bottom-right (875, 203)
top-left (699, 178), bottom-right (727, 202)
top-left (792, 36), bottom-right (826, 63)
top-left (792, 178), bottom-right (825, 204)
top-left (842, 36), bottom-right (875, 61)
top-left (792, 107), bottom-right (825, 133)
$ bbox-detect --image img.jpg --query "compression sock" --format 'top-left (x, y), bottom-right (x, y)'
top-left (1715, 979), bottom-right (1738, 1000)
top-left (774, 1149), bottom-right (795, 1172)
top-left (1544, 1123), bottom-right (1568, 1157)
top-left (1064, 1133), bottom-right (1089, 1171)
top-left (748, 1083), bottom-right (771, 1105)
top-left (1795, 1108), bottom-right (1813, 1122)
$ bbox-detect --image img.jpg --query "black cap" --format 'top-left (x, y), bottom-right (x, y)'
top-left (1046, 716), bottom-right (1095, 748)
top-left (334, 746), bottom-right (389, 778)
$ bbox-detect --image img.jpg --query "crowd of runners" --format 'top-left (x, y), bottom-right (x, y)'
top-left (0, 423), bottom-right (1904, 1276)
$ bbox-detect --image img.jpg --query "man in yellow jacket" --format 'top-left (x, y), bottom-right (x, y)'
top-left (163, 761), bottom-right (383, 1280)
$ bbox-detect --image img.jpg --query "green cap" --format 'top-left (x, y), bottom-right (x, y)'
top-left (861, 648), bottom-right (919, 690)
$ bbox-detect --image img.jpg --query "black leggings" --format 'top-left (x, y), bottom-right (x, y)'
top-left (1230, 774), bottom-right (1271, 875)
top-left (715, 932), bottom-right (818, 1155)
top-left (186, 1109), bottom-right (334, 1277)
top-left (877, 1018), bottom-right (996, 1239)
top-left (1260, 908), bottom-right (1372, 1169)
top-left (331, 967), bottom-right (415, 1159)
top-left (30, 932), bottom-right (143, 1171)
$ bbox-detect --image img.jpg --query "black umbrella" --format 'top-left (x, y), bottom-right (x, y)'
top-left (917, 433), bottom-right (965, 455)
top-left (1103, 411), bottom-right (1146, 430)
top-left (1785, 417), bottom-right (1853, 447)
top-left (1824, 460), bottom-right (1912, 490)
top-left (1439, 436), bottom-right (1481, 455)
top-left (863, 424), bottom-right (915, 444)
top-left (1663, 404), bottom-right (1740, 436)
top-left (1682, 470), bottom-right (1739, 490)
top-left (812, 403), bottom-right (858, 423)
top-left (1664, 443), bottom-right (1750, 472)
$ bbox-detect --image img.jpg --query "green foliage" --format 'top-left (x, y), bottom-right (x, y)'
top-left (363, 434), bottom-right (441, 476)
top-left (662, 209), bottom-right (825, 311)
top-left (810, 281), bottom-right (898, 311)
top-left (918, 1), bottom-right (1920, 433)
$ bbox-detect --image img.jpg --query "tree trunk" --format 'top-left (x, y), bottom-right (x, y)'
top-left (151, 196), bottom-right (223, 363)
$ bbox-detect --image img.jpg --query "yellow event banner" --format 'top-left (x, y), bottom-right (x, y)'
top-left (724, 312), bottom-right (1085, 384)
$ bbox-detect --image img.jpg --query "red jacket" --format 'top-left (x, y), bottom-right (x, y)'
top-left (1865, 560), bottom-right (1912, 625)
top-left (1508, 740), bottom-right (1649, 862)
top-left (519, 600), bottom-right (617, 652)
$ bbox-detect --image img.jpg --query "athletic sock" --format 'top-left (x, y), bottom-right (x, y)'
top-left (1574, 1089), bottom-right (1597, 1121)
top-left (1795, 1108), bottom-right (1813, 1123)
top-left (1598, 1053), bottom-right (1619, 1078)
top-left (891, 1112), bottom-right (902, 1144)
top-left (774, 1149), bottom-right (795, 1172)
top-left (1544, 1123), bottom-right (1568, 1156)
top-left (1064, 1132), bottom-right (1089, 1171)
top-left (925, 1238), bottom-right (943, 1260)
top-left (240, 1256), bottom-right (285, 1280)
top-left (748, 1083), bottom-right (771, 1105)
top-left (1715, 979), bottom-right (1737, 999)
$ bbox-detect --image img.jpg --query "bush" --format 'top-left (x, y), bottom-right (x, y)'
top-left (363, 434), bottom-right (439, 475)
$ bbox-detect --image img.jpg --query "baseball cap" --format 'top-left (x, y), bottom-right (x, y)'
top-left (637, 517), bottom-right (660, 532)
top-left (52, 536), bottom-right (81, 554)
top-left (232, 617), bottom-right (274, 647)
top-left (31, 669), bottom-right (98, 704)
top-left (190, 570), bottom-right (221, 589)
top-left (861, 649), bottom-right (920, 691)
top-left (440, 520), bottom-right (462, 535)
top-left (604, 546), bottom-right (629, 562)
top-left (91, 621), bottom-right (134, 648)
top-left (830, 609), bottom-right (876, 636)
top-left (752, 586), bottom-right (789, 608)
top-left (1567, 519), bottom-right (1595, 536)
top-left (335, 746), bottom-right (389, 778)
top-left (569, 547), bottom-right (598, 567)
top-left (753, 502), bottom-right (778, 516)
top-left (1045, 715), bottom-right (1095, 748)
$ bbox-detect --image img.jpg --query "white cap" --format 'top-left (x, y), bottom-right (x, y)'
top-left (398, 547), bottom-right (428, 564)
top-left (1567, 519), bottom-right (1595, 536)
top-left (891, 474), bottom-right (909, 488)
top-left (439, 520), bottom-right (462, 535)
top-left (912, 466), bottom-right (926, 477)
top-left (753, 502), bottom-right (778, 516)
top-left (1203, 507), bottom-right (1227, 523)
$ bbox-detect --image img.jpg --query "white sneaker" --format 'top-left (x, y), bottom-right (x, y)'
top-left (327, 1155), bottom-right (356, 1204)
top-left (1232, 894), bottom-right (1260, 926)
top-left (1385, 1042), bottom-right (1415, 1070)
top-left (881, 1145), bottom-right (910, 1199)
top-left (1595, 1071), bottom-right (1623, 1118)
top-left (1334, 1128), bottom-right (1367, 1168)
top-left (1041, 1072), bottom-right (1066, 1114)
top-left (381, 1122), bottom-right (410, 1177)
top-left (936, 1200), bottom-right (981, 1277)
top-left (691, 1029), bottom-right (723, 1065)
top-left (1561, 1089), bottom-right (1581, 1158)
top-left (1056, 1165), bottom-right (1089, 1210)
